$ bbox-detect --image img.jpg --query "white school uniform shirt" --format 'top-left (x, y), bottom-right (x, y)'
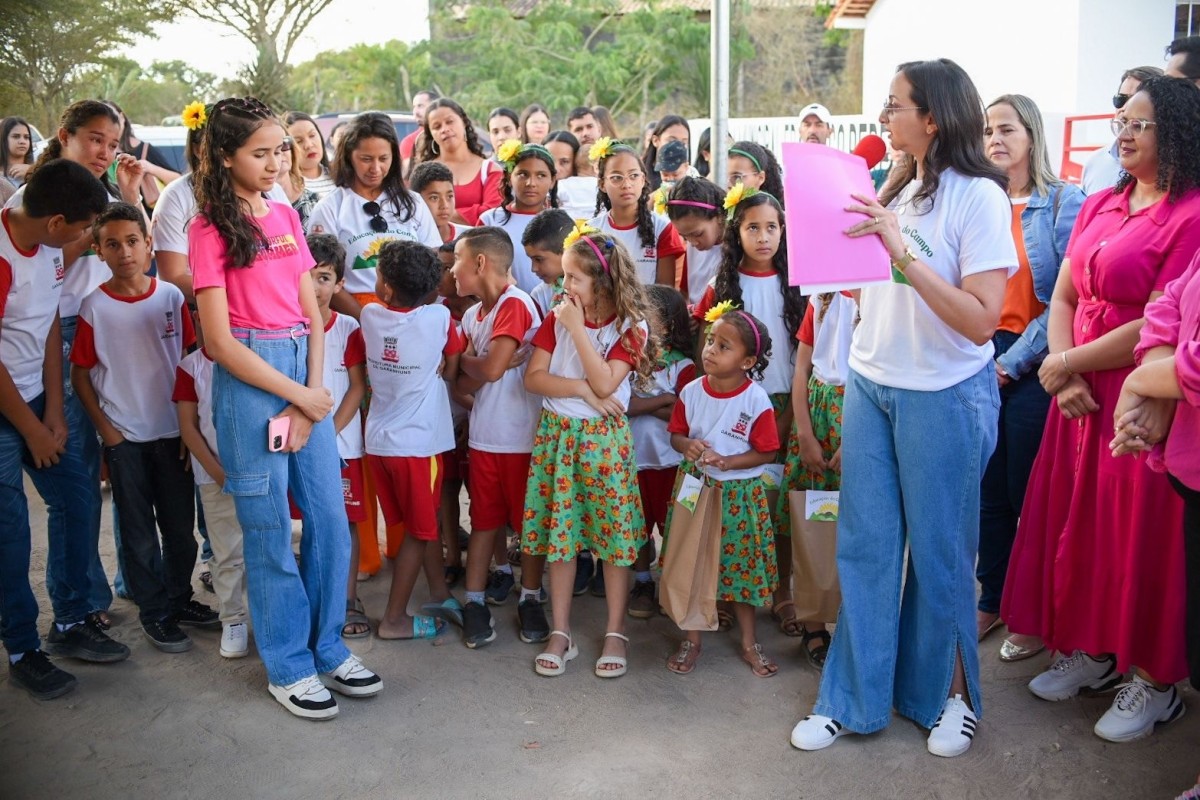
top-left (360, 302), bottom-right (464, 457)
top-left (696, 271), bottom-right (796, 395)
top-left (461, 285), bottom-right (542, 453)
top-left (667, 376), bottom-right (779, 481)
top-left (322, 311), bottom-right (366, 459)
top-left (306, 186), bottom-right (442, 296)
top-left (683, 244), bottom-right (721, 306)
top-left (801, 293), bottom-right (856, 388)
top-left (630, 353), bottom-right (695, 470)
top-left (589, 210), bottom-right (684, 286)
top-left (478, 207), bottom-right (541, 295)
top-left (557, 176), bottom-right (598, 220)
top-left (851, 169), bottom-right (1018, 391)
top-left (0, 208), bottom-right (64, 401)
top-left (530, 311), bottom-right (647, 420)
top-left (173, 349), bottom-right (217, 485)
top-left (70, 278), bottom-right (194, 442)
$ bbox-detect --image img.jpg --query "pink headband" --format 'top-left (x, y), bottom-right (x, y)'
top-left (667, 200), bottom-right (718, 211)
top-left (581, 235), bottom-right (611, 275)
top-left (735, 311), bottom-right (761, 356)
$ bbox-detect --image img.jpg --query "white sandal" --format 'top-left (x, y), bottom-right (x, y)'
top-left (595, 631), bottom-right (629, 678)
top-left (534, 630), bottom-right (577, 677)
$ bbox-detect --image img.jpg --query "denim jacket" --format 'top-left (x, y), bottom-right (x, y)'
top-left (996, 182), bottom-right (1086, 379)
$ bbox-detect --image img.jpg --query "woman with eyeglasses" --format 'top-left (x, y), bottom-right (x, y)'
top-left (790, 58), bottom-right (1017, 758)
top-left (1081, 66), bottom-right (1163, 195)
top-left (977, 95), bottom-right (1085, 655)
top-left (1002, 76), bottom-right (1200, 744)
top-left (306, 112), bottom-right (441, 318)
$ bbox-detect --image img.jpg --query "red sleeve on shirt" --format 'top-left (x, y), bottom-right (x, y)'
top-left (458, 167), bottom-right (504, 226)
top-left (69, 316), bottom-right (98, 368)
top-left (797, 304), bottom-right (815, 346)
top-left (748, 408), bottom-right (780, 452)
top-left (656, 223), bottom-right (686, 259)
top-left (692, 285), bottom-right (716, 321)
top-left (171, 366), bottom-right (198, 403)
top-left (179, 300), bottom-right (197, 354)
top-left (531, 312), bottom-right (559, 353)
top-left (666, 393), bottom-right (690, 435)
top-left (344, 328), bottom-right (366, 368)
top-left (492, 296), bottom-right (534, 344)
top-left (678, 250), bottom-right (690, 298)
top-left (607, 326), bottom-right (645, 366)
top-left (400, 130), bottom-right (418, 160)
top-left (443, 318), bottom-right (466, 356)
top-left (674, 363), bottom-right (696, 395)
top-left (0, 257), bottom-right (13, 319)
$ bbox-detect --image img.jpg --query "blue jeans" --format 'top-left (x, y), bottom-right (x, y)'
top-left (212, 325), bottom-right (350, 686)
top-left (43, 314), bottom-right (111, 612)
top-left (977, 331), bottom-right (1051, 614)
top-left (814, 365), bottom-right (999, 732)
top-left (0, 393), bottom-right (93, 654)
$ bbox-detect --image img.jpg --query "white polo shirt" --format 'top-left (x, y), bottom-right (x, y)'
top-left (0, 209), bottom-right (64, 401)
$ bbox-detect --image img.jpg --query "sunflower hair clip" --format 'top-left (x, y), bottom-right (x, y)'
top-left (496, 139), bottom-right (523, 172)
top-left (181, 100), bottom-right (207, 131)
top-left (703, 299), bottom-right (740, 324)
top-left (652, 187), bottom-right (668, 216)
top-left (563, 219), bottom-right (599, 250)
top-left (588, 136), bottom-right (615, 162)
top-left (723, 182), bottom-right (760, 220)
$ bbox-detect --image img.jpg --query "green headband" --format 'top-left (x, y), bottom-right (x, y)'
top-left (729, 147), bottom-right (762, 172)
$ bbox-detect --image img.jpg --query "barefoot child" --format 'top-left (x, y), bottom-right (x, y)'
top-left (362, 240), bottom-right (463, 640)
top-left (523, 209), bottom-right (572, 318)
top-left (523, 222), bottom-right (655, 678)
top-left (665, 304), bottom-right (780, 676)
top-left (481, 140), bottom-right (559, 294)
top-left (452, 226), bottom-right (549, 648)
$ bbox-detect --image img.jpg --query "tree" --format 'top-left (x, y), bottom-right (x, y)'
top-left (0, 0), bottom-right (175, 131)
top-left (287, 40), bottom-right (432, 113)
top-left (74, 59), bottom-right (221, 126)
top-left (185, 0), bottom-right (337, 110)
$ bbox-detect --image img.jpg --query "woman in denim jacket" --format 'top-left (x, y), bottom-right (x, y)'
top-left (978, 94), bottom-right (1084, 657)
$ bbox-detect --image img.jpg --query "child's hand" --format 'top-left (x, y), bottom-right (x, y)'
top-left (555, 295), bottom-right (584, 333)
top-left (797, 432), bottom-right (827, 473)
top-left (682, 438), bottom-right (712, 463)
top-left (582, 385), bottom-right (625, 416)
top-left (42, 409), bottom-right (68, 450)
top-left (829, 446), bottom-right (843, 475)
top-left (100, 430), bottom-right (125, 448)
top-left (696, 448), bottom-right (727, 472)
top-left (508, 342), bottom-right (533, 370)
top-left (295, 385), bottom-right (334, 422)
top-left (280, 405), bottom-right (315, 452)
top-left (24, 423), bottom-right (64, 469)
top-left (463, 339), bottom-right (477, 359)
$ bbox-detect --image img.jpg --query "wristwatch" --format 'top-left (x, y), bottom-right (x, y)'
top-left (892, 248), bottom-right (917, 273)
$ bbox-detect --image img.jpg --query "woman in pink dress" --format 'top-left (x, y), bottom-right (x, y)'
top-left (1001, 76), bottom-right (1200, 743)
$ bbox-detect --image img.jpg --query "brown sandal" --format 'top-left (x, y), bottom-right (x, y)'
top-left (742, 643), bottom-right (779, 678)
top-left (666, 640), bottom-right (701, 674)
top-left (771, 600), bottom-right (805, 637)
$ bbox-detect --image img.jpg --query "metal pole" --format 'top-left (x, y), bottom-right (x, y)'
top-left (710, 0), bottom-right (730, 187)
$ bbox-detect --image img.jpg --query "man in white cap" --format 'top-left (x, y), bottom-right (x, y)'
top-left (798, 103), bottom-right (834, 145)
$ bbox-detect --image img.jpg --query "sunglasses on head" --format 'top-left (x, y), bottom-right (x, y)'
top-left (362, 201), bottom-right (387, 233)
top-left (280, 137), bottom-right (294, 152)
top-left (1112, 93), bottom-right (1132, 109)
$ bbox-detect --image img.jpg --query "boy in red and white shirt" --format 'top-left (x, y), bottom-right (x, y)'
top-left (70, 202), bottom-right (217, 654)
top-left (360, 241), bottom-right (463, 641)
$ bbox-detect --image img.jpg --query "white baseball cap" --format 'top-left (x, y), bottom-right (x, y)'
top-left (798, 103), bottom-right (833, 125)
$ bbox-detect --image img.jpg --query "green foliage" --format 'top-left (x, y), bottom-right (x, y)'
top-left (73, 59), bottom-right (221, 125)
top-left (287, 41), bottom-right (433, 114)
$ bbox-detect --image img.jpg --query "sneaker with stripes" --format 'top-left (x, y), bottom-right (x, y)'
top-left (789, 714), bottom-right (851, 751)
top-left (927, 694), bottom-right (977, 757)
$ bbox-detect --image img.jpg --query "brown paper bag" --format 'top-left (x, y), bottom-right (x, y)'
top-left (660, 480), bottom-right (722, 631)
top-left (789, 489), bottom-right (842, 624)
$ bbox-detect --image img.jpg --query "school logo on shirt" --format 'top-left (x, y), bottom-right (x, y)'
top-left (353, 237), bottom-right (396, 271)
top-left (382, 336), bottom-right (399, 364)
top-left (642, 246), bottom-right (655, 260)
top-left (342, 477), bottom-right (353, 503)
top-left (53, 256), bottom-right (64, 284)
top-left (725, 411), bottom-right (751, 441)
top-left (162, 310), bottom-right (177, 340)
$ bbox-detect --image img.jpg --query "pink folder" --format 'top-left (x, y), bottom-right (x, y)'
top-left (781, 142), bottom-right (891, 294)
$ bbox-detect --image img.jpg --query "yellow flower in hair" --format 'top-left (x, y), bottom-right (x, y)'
top-left (703, 300), bottom-right (739, 324)
top-left (497, 139), bottom-right (523, 169)
top-left (723, 182), bottom-right (759, 219)
top-left (563, 219), bottom-right (598, 250)
top-left (181, 101), bottom-right (207, 131)
top-left (653, 188), bottom-right (668, 216)
top-left (588, 136), bottom-right (614, 162)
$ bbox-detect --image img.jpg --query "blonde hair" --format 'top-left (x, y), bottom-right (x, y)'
top-left (987, 94), bottom-right (1059, 196)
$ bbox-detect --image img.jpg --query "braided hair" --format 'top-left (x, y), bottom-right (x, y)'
top-left (594, 144), bottom-right (655, 249)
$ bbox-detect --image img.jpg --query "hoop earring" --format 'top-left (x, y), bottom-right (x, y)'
top-left (431, 139), bottom-right (440, 156)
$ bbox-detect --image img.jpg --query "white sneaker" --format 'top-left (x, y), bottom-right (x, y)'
top-left (319, 654), bottom-right (382, 697)
top-left (790, 714), bottom-right (851, 751)
top-left (927, 694), bottom-right (977, 757)
top-left (1028, 651), bottom-right (1120, 701)
top-left (268, 675), bottom-right (338, 720)
top-left (1093, 676), bottom-right (1185, 742)
top-left (219, 623), bottom-right (249, 659)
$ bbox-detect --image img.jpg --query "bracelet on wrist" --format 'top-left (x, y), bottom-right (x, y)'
top-left (1060, 350), bottom-right (1073, 374)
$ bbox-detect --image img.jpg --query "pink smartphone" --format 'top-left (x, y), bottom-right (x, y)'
top-left (267, 416), bottom-right (291, 452)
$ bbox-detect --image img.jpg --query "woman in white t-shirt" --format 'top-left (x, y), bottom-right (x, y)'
top-left (306, 112), bottom-right (441, 317)
top-left (790, 59), bottom-right (1017, 759)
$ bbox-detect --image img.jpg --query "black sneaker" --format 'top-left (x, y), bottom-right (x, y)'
top-left (142, 618), bottom-right (193, 653)
top-left (8, 650), bottom-right (77, 700)
top-left (627, 579), bottom-right (657, 619)
top-left (573, 554), bottom-right (595, 596)
top-left (44, 620), bottom-right (130, 663)
top-left (485, 569), bottom-right (516, 605)
top-left (517, 596), bottom-right (550, 643)
top-left (590, 563), bottom-right (607, 598)
top-left (173, 599), bottom-right (220, 629)
top-left (462, 601), bottom-right (496, 649)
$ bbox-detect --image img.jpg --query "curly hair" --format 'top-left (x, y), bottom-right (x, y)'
top-left (193, 96), bottom-right (278, 269)
top-left (417, 98), bottom-right (486, 163)
top-left (31, 100), bottom-right (120, 196)
top-left (665, 176), bottom-right (725, 223)
top-left (566, 232), bottom-right (658, 387)
top-left (1113, 76), bottom-right (1200, 201)
top-left (879, 59), bottom-right (1007, 212)
top-left (713, 192), bottom-right (805, 348)
top-left (594, 146), bottom-right (655, 249)
top-left (498, 146), bottom-right (558, 224)
top-left (709, 312), bottom-right (772, 382)
top-left (378, 240), bottom-right (442, 306)
top-left (727, 141), bottom-right (785, 209)
top-left (645, 284), bottom-right (693, 361)
top-left (332, 112), bottom-right (416, 222)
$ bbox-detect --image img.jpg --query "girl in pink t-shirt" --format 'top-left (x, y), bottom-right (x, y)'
top-left (188, 97), bottom-right (381, 721)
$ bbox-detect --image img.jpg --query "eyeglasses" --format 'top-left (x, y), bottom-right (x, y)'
top-left (604, 171), bottom-right (644, 187)
top-left (362, 201), bottom-right (388, 233)
top-left (280, 137), bottom-right (293, 153)
top-left (1112, 93), bottom-right (1132, 110)
top-left (1110, 117), bottom-right (1157, 138)
top-left (881, 102), bottom-right (924, 118)
top-left (728, 171), bottom-right (762, 185)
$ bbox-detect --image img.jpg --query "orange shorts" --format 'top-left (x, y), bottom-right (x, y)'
top-left (468, 450), bottom-right (531, 533)
top-left (367, 454), bottom-right (443, 540)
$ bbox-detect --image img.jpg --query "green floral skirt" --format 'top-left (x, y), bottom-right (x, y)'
top-left (775, 376), bottom-right (844, 536)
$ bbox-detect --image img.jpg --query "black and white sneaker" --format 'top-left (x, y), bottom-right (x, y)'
top-left (8, 650), bottom-right (77, 700)
top-left (518, 596), bottom-right (550, 643)
top-left (173, 599), bottom-right (221, 629)
top-left (790, 714), bottom-right (851, 751)
top-left (44, 620), bottom-right (130, 663)
top-left (462, 601), bottom-right (497, 649)
top-left (269, 675), bottom-right (338, 720)
top-left (142, 618), bottom-right (193, 653)
top-left (319, 654), bottom-right (382, 698)
top-left (927, 694), bottom-right (977, 757)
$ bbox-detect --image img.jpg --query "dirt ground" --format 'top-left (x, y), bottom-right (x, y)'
top-left (1, 484), bottom-right (1197, 800)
